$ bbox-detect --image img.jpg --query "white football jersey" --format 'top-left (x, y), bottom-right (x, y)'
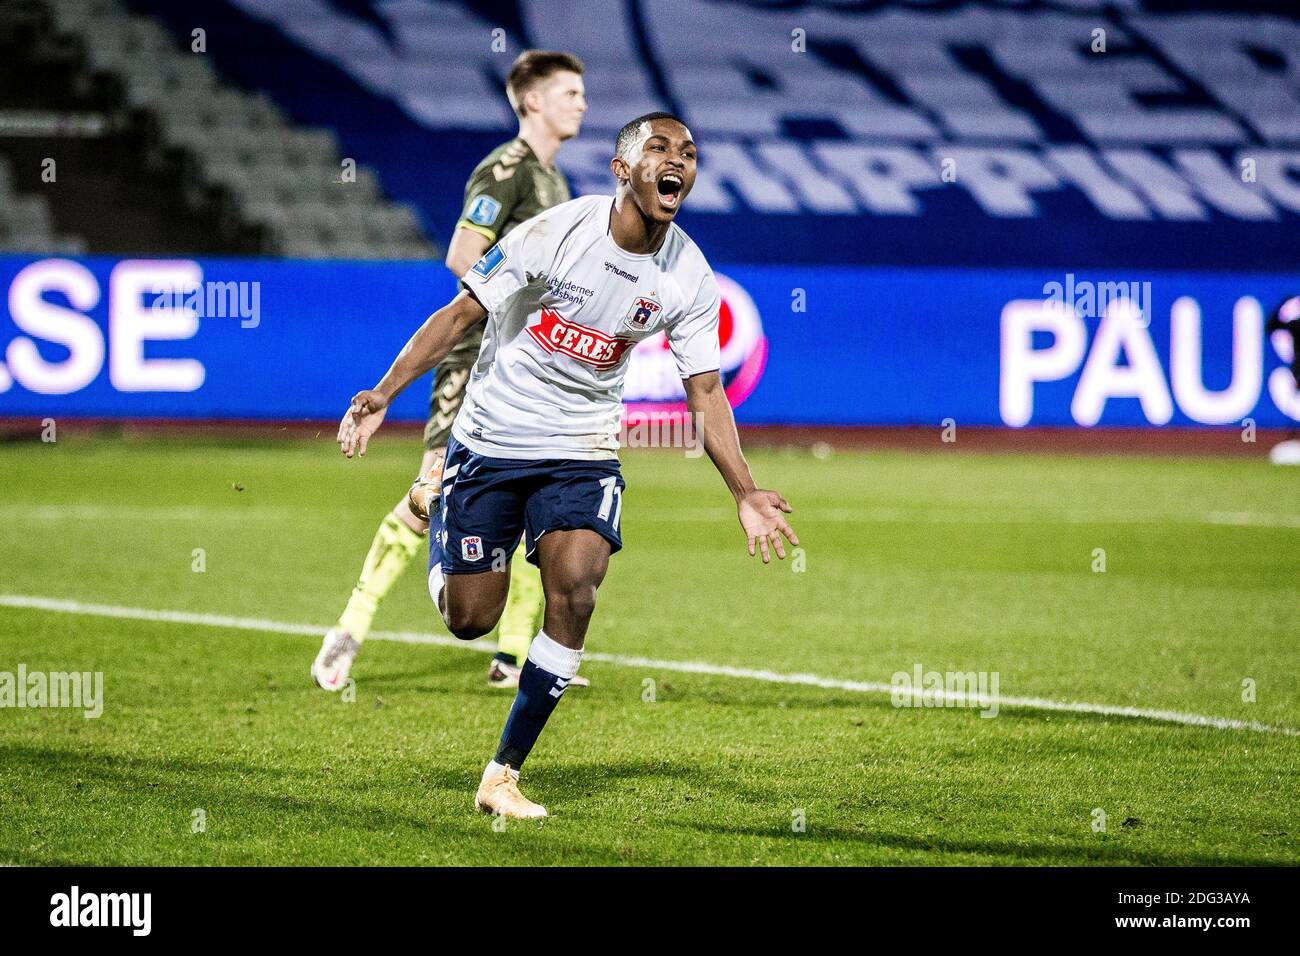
top-left (454, 194), bottom-right (721, 460)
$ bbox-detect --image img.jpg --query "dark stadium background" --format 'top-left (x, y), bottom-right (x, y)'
top-left (2, 0), bottom-right (1298, 439)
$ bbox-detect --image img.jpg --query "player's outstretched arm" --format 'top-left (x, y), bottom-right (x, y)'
top-left (683, 371), bottom-right (798, 564)
top-left (337, 290), bottom-right (487, 458)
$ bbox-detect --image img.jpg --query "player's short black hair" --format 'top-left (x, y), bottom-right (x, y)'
top-left (506, 50), bottom-right (584, 119)
top-left (614, 111), bottom-right (689, 161)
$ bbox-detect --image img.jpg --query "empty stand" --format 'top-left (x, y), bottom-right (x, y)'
top-left (0, 0), bottom-right (438, 260)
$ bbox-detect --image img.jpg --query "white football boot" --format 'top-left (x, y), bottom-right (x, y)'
top-left (312, 628), bottom-right (359, 691)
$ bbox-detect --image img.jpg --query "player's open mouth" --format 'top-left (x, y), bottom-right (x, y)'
top-left (656, 173), bottom-right (683, 209)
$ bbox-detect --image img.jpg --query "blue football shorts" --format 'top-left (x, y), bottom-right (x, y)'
top-left (433, 435), bottom-right (625, 575)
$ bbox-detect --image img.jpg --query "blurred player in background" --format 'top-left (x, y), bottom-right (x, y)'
top-left (313, 51), bottom-right (587, 692)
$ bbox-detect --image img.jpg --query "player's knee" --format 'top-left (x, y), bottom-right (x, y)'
top-left (445, 609), bottom-right (496, 641)
top-left (550, 580), bottom-right (598, 625)
top-left (442, 594), bottom-right (501, 641)
top-left (441, 621), bottom-right (491, 642)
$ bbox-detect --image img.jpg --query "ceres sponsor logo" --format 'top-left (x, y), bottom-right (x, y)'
top-left (623, 273), bottom-right (766, 420)
top-left (526, 308), bottom-right (634, 369)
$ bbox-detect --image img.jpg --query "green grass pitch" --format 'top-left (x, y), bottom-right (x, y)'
top-left (1, 433), bottom-right (1296, 865)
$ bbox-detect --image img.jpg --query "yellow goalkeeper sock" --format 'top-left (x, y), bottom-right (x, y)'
top-left (495, 550), bottom-right (544, 664)
top-left (336, 512), bottom-right (424, 642)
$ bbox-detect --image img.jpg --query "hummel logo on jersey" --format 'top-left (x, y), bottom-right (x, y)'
top-left (526, 308), bottom-right (634, 370)
top-left (491, 146), bottom-right (525, 182)
top-left (461, 536), bottom-right (484, 561)
top-left (623, 296), bottom-right (662, 332)
top-left (603, 261), bottom-right (639, 282)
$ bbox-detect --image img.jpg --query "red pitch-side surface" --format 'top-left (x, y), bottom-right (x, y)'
top-left (1, 418), bottom-right (1291, 458)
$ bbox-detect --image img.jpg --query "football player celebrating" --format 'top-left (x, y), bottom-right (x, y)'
top-left (313, 51), bottom-right (587, 693)
top-left (336, 113), bottom-right (798, 819)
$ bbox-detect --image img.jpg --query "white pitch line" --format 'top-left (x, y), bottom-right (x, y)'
top-left (2, 504), bottom-right (1298, 528)
top-left (649, 507), bottom-right (1300, 529)
top-left (1, 593), bottom-right (1297, 738)
top-left (0, 505), bottom-right (296, 522)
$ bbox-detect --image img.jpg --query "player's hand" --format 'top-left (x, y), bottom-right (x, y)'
top-left (337, 389), bottom-right (389, 458)
top-left (737, 489), bottom-right (798, 564)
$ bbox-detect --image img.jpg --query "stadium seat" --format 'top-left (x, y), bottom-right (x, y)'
top-left (34, 0), bottom-right (436, 260)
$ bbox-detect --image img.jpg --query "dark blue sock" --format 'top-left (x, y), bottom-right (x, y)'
top-left (494, 658), bottom-right (573, 769)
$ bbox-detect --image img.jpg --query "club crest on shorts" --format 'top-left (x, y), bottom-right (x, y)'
top-left (623, 295), bottom-right (662, 332)
top-left (461, 536), bottom-right (484, 561)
